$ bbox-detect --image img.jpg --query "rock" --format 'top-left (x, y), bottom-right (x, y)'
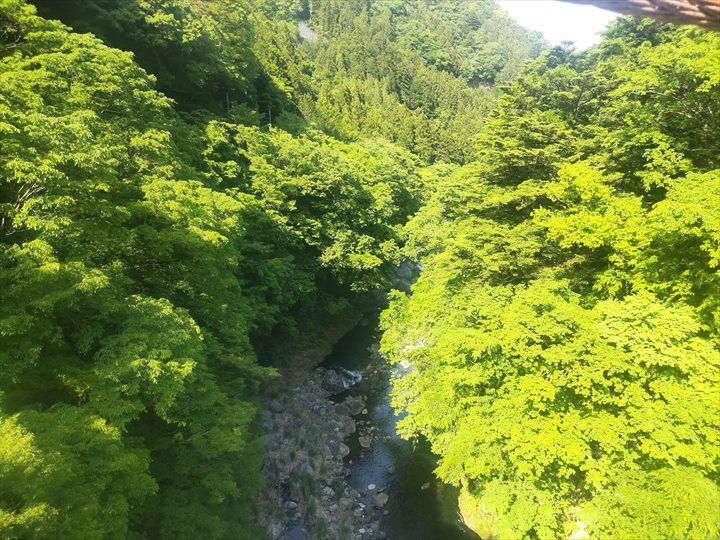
top-left (338, 367), bottom-right (362, 385)
top-left (367, 484), bottom-right (376, 491)
top-left (269, 399), bottom-right (285, 413)
top-left (321, 369), bottom-right (348, 395)
top-left (261, 411), bottom-right (274, 429)
top-left (361, 408), bottom-right (368, 415)
top-left (269, 522), bottom-right (284, 539)
top-left (345, 396), bottom-right (366, 416)
top-left (322, 368), bottom-right (361, 395)
top-left (339, 417), bottom-right (356, 435)
top-left (339, 443), bottom-right (351, 458)
top-left (265, 433), bottom-right (282, 451)
top-left (335, 402), bottom-right (351, 416)
top-left (286, 500), bottom-right (298, 510)
top-left (372, 493), bottom-right (389, 508)
top-left (358, 436), bottom-right (371, 448)
top-left (323, 486), bottom-right (335, 498)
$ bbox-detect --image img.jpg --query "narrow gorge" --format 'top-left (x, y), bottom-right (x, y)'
top-left (1, 1), bottom-right (718, 539)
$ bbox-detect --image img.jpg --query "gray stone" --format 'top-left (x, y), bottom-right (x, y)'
top-left (372, 493), bottom-right (389, 508)
top-left (269, 399), bottom-right (285, 413)
top-left (344, 396), bottom-right (366, 416)
top-left (265, 433), bottom-right (282, 451)
top-left (358, 436), bottom-right (371, 448)
top-left (261, 411), bottom-right (274, 429)
top-left (339, 443), bottom-right (351, 458)
top-left (269, 522), bottom-right (284, 539)
top-left (341, 417), bottom-right (356, 435)
top-left (321, 369), bottom-right (347, 395)
top-left (397, 261), bottom-right (415, 280)
top-left (335, 402), bottom-right (351, 416)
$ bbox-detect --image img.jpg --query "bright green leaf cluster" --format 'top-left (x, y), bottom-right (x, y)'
top-left (382, 20), bottom-right (720, 539)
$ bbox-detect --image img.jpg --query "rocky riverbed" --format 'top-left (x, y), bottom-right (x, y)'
top-left (256, 315), bottom-right (474, 540)
top-left (255, 367), bottom-right (388, 540)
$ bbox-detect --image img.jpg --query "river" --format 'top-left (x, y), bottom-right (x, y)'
top-left (321, 316), bottom-right (478, 540)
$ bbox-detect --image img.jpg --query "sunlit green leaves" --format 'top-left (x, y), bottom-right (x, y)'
top-left (382, 19), bottom-right (720, 539)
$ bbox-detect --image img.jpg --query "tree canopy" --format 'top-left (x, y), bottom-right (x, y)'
top-left (1, 0), bottom-right (718, 538)
top-left (380, 20), bottom-right (720, 539)
top-left (0, 0), bottom-right (424, 536)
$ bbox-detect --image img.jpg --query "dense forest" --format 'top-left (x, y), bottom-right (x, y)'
top-left (0, 0), bottom-right (717, 539)
top-left (380, 16), bottom-right (720, 540)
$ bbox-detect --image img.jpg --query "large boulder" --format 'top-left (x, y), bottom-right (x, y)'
top-left (338, 443), bottom-right (351, 458)
top-left (340, 417), bottom-right (356, 435)
top-left (269, 399), bottom-right (285, 413)
top-left (372, 493), bottom-right (389, 508)
top-left (345, 395), bottom-right (366, 416)
top-left (358, 436), bottom-right (371, 448)
top-left (321, 369), bottom-right (347, 395)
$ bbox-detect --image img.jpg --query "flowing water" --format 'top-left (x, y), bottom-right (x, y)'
top-left (322, 317), bottom-right (478, 540)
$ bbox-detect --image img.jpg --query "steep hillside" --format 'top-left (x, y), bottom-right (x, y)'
top-left (3, 1), bottom-right (717, 539)
top-left (380, 19), bottom-right (720, 539)
top-left (31, 0), bottom-right (545, 163)
top-left (1, 0), bottom-right (542, 536)
top-left (0, 0), bottom-right (419, 536)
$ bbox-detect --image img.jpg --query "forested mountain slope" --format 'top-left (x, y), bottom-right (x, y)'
top-left (299, 0), bottom-right (544, 162)
top-left (0, 0), bottom-right (543, 537)
top-left (1, 0), bottom-right (718, 539)
top-left (32, 0), bottom-right (543, 163)
top-left (0, 1), bottom-right (417, 537)
top-left (380, 18), bottom-right (720, 539)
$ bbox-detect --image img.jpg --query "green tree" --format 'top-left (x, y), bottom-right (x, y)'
top-left (381, 20), bottom-right (720, 539)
